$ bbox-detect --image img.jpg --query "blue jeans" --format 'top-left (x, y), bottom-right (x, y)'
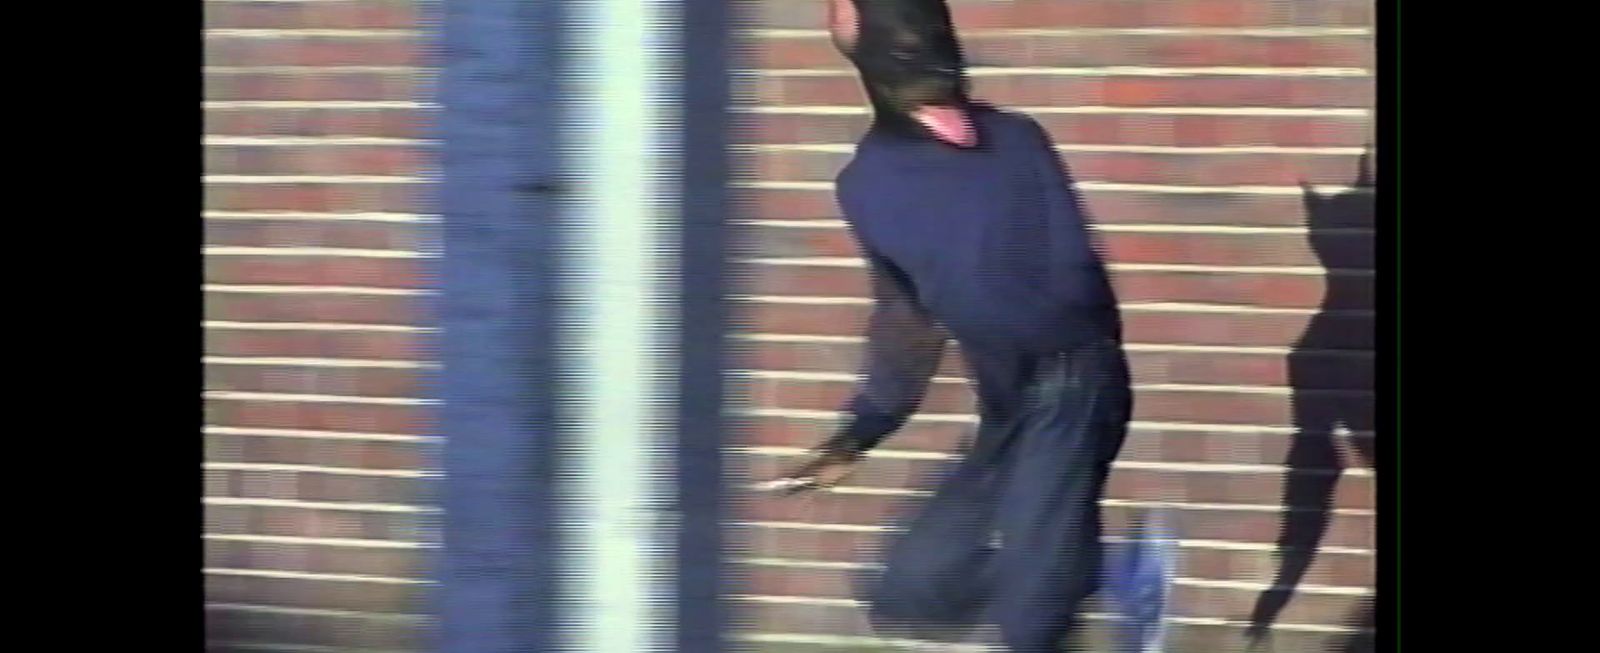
top-left (862, 338), bottom-right (1132, 652)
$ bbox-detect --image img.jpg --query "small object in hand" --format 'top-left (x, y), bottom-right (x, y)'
top-left (755, 476), bottom-right (821, 494)
top-left (763, 441), bottom-right (862, 496)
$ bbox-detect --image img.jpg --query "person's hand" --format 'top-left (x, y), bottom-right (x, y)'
top-left (761, 446), bottom-right (862, 495)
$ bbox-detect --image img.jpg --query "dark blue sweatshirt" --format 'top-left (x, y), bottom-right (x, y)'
top-left (828, 104), bottom-right (1122, 454)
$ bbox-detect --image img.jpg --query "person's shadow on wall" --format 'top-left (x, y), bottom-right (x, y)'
top-left (1245, 148), bottom-right (1377, 652)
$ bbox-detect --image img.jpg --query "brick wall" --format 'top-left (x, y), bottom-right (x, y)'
top-left (728, 0), bottom-right (1375, 651)
top-left (204, 0), bottom-right (1375, 651)
top-left (204, 1), bottom-right (433, 650)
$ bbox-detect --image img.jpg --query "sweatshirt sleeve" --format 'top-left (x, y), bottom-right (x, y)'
top-left (822, 243), bottom-right (949, 456)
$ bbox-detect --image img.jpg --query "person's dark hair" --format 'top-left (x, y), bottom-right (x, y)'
top-left (828, 0), bottom-right (972, 137)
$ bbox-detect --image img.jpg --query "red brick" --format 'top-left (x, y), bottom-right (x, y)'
top-left (301, 473), bottom-right (422, 506)
top-left (1100, 228), bottom-right (1337, 268)
top-left (206, 37), bottom-right (419, 67)
top-left (740, 264), bottom-right (1365, 310)
top-left (206, 182), bottom-right (421, 213)
top-left (733, 523), bottom-right (1371, 595)
top-left (205, 0), bottom-right (418, 29)
top-left (1124, 309), bottom-right (1370, 349)
top-left (1171, 583), bottom-right (1366, 626)
top-left (206, 363), bottom-right (423, 397)
top-left (1106, 468), bottom-right (1374, 510)
top-left (953, 0), bottom-right (1371, 30)
top-left (737, 417), bottom-right (1377, 479)
top-left (206, 432), bottom-right (426, 470)
top-left (740, 339), bottom-right (1372, 390)
top-left (206, 329), bottom-right (425, 360)
top-left (1116, 271), bottom-right (1370, 311)
top-left (1133, 348), bottom-right (1372, 389)
top-left (743, 565), bottom-right (855, 599)
top-left (205, 292), bottom-right (420, 324)
top-left (205, 144), bottom-right (423, 176)
top-left (1135, 504), bottom-right (1371, 548)
top-left (745, 302), bottom-right (1373, 349)
top-left (205, 70), bottom-right (421, 102)
top-left (210, 468), bottom-right (422, 506)
top-left (1177, 545), bottom-right (1372, 588)
top-left (205, 399), bottom-right (430, 435)
top-left (736, 601), bottom-right (872, 637)
top-left (744, 222), bottom-right (1371, 268)
top-left (1069, 151), bottom-right (1368, 187)
top-left (739, 112), bottom-right (870, 144)
top-left (742, 223), bottom-right (859, 259)
top-left (208, 572), bottom-right (420, 614)
top-left (732, 521), bottom-right (880, 562)
top-left (736, 449), bottom-right (1372, 511)
top-left (753, 76), bottom-right (1373, 109)
top-left (738, 410), bottom-right (975, 453)
top-left (205, 504), bottom-right (422, 542)
top-left (206, 219), bottom-right (425, 250)
top-left (207, 257), bottom-right (425, 289)
top-left (1100, 191), bottom-right (1358, 227)
top-left (1132, 427), bottom-right (1379, 469)
top-left (738, 566), bottom-right (1370, 627)
top-left (738, 186), bottom-right (1363, 226)
top-left (206, 610), bottom-right (422, 651)
top-left (207, 108), bottom-right (424, 138)
top-left (734, 338), bottom-right (969, 378)
top-left (745, 373), bottom-right (1369, 428)
top-left (919, 2), bottom-right (1138, 31)
top-left (742, 145), bottom-right (1369, 188)
top-left (760, 34), bottom-right (1373, 70)
top-left (736, 499), bottom-right (1370, 548)
top-left (737, 186), bottom-right (842, 220)
top-left (206, 539), bottom-right (422, 579)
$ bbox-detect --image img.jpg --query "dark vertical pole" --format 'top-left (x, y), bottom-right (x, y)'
top-left (436, 1), bottom-right (565, 651)
top-left (677, 0), bottom-right (732, 649)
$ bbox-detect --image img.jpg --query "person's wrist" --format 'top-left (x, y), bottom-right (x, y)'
top-left (819, 433), bottom-right (867, 460)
